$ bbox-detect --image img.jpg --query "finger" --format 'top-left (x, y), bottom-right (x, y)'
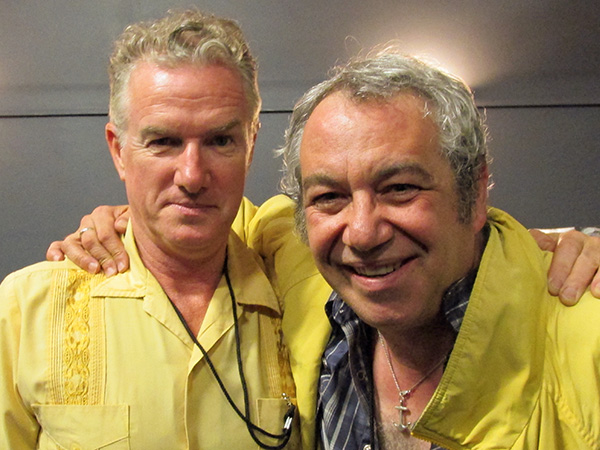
top-left (592, 271), bottom-right (600, 299)
top-left (74, 228), bottom-right (118, 277)
top-left (60, 212), bottom-right (119, 276)
top-left (529, 229), bottom-right (559, 252)
top-left (59, 231), bottom-right (101, 274)
top-left (559, 262), bottom-right (599, 307)
top-left (85, 230), bottom-right (130, 275)
top-left (113, 205), bottom-right (130, 234)
top-left (46, 240), bottom-right (66, 261)
top-left (85, 205), bottom-right (130, 273)
top-left (552, 231), bottom-right (600, 305)
top-left (546, 230), bottom-right (583, 301)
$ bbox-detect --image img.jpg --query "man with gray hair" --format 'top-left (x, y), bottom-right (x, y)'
top-left (0, 10), bottom-right (300, 448)
top-left (276, 51), bottom-right (600, 449)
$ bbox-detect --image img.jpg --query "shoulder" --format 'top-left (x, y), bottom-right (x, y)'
top-left (0, 259), bottom-right (97, 310)
top-left (551, 291), bottom-right (600, 346)
top-left (232, 195), bottom-right (296, 243)
top-left (2, 259), bottom-right (79, 285)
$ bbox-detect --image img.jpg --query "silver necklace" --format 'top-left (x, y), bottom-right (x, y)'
top-left (377, 331), bottom-right (446, 433)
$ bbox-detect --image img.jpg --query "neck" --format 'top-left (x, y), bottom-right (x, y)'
top-left (372, 317), bottom-right (453, 443)
top-left (375, 312), bottom-right (455, 371)
top-left (133, 229), bottom-right (228, 336)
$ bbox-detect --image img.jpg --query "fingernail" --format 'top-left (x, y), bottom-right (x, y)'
top-left (105, 266), bottom-right (117, 277)
top-left (548, 277), bottom-right (559, 294)
top-left (117, 261), bottom-right (127, 273)
top-left (561, 287), bottom-right (578, 303)
top-left (88, 262), bottom-right (99, 273)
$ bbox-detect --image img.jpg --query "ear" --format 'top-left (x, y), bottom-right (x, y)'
top-left (106, 123), bottom-right (126, 181)
top-left (246, 122), bottom-right (260, 170)
top-left (472, 164), bottom-right (490, 232)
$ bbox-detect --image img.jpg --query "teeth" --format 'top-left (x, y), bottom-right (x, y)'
top-left (354, 265), bottom-right (398, 277)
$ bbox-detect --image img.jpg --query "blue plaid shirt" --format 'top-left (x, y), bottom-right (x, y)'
top-left (317, 270), bottom-right (477, 450)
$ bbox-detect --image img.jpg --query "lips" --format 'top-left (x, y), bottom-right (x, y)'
top-left (346, 256), bottom-right (417, 278)
top-left (353, 264), bottom-right (398, 277)
top-left (170, 200), bottom-right (216, 211)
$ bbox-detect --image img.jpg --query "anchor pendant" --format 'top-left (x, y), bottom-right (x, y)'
top-left (393, 390), bottom-right (412, 433)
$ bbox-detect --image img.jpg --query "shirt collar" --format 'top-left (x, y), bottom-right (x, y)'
top-left (91, 221), bottom-right (282, 316)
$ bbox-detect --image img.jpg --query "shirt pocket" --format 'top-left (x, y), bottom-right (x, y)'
top-left (256, 397), bottom-right (301, 450)
top-left (32, 404), bottom-right (129, 450)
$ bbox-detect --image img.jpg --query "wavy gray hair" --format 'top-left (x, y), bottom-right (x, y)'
top-left (108, 9), bottom-right (260, 142)
top-left (278, 50), bottom-right (489, 239)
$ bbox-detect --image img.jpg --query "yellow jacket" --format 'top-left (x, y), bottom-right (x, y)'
top-left (414, 207), bottom-right (600, 449)
top-left (237, 195), bottom-right (600, 449)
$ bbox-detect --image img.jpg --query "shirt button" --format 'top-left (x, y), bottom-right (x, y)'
top-left (363, 445), bottom-right (371, 450)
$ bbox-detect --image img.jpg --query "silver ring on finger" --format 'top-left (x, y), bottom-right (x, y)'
top-left (79, 227), bottom-right (95, 236)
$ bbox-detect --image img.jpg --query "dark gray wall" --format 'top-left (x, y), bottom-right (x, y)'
top-left (1, 1), bottom-right (598, 279)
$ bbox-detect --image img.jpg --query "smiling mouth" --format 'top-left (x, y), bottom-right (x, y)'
top-left (349, 257), bottom-right (416, 278)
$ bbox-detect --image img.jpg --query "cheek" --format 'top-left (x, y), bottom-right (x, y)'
top-left (217, 159), bottom-right (248, 185)
top-left (124, 164), bottom-right (171, 200)
top-left (395, 198), bottom-right (456, 237)
top-left (306, 212), bottom-right (339, 261)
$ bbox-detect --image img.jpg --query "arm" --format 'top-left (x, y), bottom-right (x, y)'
top-left (0, 276), bottom-right (41, 447)
top-left (46, 204), bottom-right (600, 305)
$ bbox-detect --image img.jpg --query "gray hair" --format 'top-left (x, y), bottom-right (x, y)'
top-left (108, 9), bottom-right (260, 141)
top-left (278, 50), bottom-right (489, 239)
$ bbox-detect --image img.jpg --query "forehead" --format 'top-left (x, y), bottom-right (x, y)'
top-left (300, 92), bottom-right (442, 176)
top-left (126, 61), bottom-right (252, 126)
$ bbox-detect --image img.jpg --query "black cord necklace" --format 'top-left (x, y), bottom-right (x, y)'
top-left (167, 253), bottom-right (295, 450)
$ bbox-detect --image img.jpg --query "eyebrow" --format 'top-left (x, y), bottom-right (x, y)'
top-left (375, 163), bottom-right (434, 184)
top-left (139, 120), bottom-right (244, 142)
top-left (139, 126), bottom-right (171, 142)
top-left (302, 162), bottom-right (434, 190)
top-left (302, 173), bottom-right (340, 191)
top-left (206, 119), bottom-right (243, 134)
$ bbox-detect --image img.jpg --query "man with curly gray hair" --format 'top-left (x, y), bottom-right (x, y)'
top-left (280, 53), bottom-right (488, 239)
top-left (279, 50), bottom-right (600, 449)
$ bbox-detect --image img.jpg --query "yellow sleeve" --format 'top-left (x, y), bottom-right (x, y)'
top-left (0, 273), bottom-right (42, 448)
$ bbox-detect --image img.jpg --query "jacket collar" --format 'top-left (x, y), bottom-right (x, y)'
top-left (414, 208), bottom-right (550, 448)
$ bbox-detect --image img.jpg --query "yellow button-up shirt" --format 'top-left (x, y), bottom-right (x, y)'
top-left (0, 224), bottom-right (300, 449)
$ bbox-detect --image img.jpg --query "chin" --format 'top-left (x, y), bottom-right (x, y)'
top-left (349, 293), bottom-right (431, 328)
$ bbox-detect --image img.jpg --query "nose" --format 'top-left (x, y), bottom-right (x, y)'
top-left (174, 143), bottom-right (209, 195)
top-left (342, 194), bottom-right (393, 254)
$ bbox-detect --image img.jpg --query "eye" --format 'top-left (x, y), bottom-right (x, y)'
top-left (383, 183), bottom-right (421, 201)
top-left (207, 134), bottom-right (234, 147)
top-left (307, 191), bottom-right (348, 214)
top-left (387, 183), bottom-right (418, 193)
top-left (147, 136), bottom-right (182, 149)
